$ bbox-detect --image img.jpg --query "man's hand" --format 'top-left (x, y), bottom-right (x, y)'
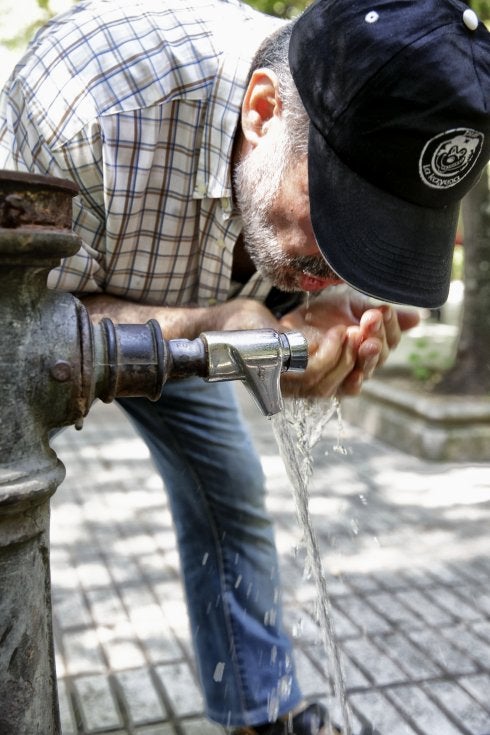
top-left (279, 285), bottom-right (420, 398)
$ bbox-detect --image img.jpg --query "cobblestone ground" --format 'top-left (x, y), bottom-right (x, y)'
top-left (50, 388), bottom-right (490, 735)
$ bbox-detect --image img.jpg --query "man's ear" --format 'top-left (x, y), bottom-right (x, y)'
top-left (241, 69), bottom-right (282, 147)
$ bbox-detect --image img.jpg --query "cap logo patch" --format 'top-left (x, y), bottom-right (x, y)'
top-left (419, 128), bottom-right (484, 189)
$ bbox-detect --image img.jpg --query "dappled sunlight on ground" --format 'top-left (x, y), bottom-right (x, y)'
top-left (49, 394), bottom-right (490, 734)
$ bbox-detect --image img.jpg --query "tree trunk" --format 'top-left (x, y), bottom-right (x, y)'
top-left (435, 167), bottom-right (490, 395)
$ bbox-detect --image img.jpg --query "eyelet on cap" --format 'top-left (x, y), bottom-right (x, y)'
top-left (365, 10), bottom-right (379, 23)
top-left (463, 8), bottom-right (479, 30)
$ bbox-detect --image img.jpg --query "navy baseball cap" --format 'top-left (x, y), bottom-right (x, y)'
top-left (289, 0), bottom-right (490, 307)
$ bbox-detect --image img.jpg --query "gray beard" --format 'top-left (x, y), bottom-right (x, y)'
top-left (234, 126), bottom-right (335, 291)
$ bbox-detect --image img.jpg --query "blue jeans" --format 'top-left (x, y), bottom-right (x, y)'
top-left (117, 377), bottom-right (303, 727)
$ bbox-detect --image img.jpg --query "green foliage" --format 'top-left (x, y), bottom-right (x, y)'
top-left (0, 1), bottom-right (53, 51)
top-left (2, 21), bottom-right (46, 51)
top-left (451, 245), bottom-right (464, 281)
top-left (406, 336), bottom-right (455, 383)
top-left (469, 0), bottom-right (490, 19)
top-left (247, 0), bottom-right (309, 19)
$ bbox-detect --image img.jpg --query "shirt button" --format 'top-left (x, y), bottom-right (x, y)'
top-left (208, 298), bottom-right (217, 306)
top-left (194, 181), bottom-right (207, 195)
top-left (216, 238), bottom-right (225, 249)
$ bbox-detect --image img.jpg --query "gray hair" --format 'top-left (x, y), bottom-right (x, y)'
top-left (248, 22), bottom-right (309, 156)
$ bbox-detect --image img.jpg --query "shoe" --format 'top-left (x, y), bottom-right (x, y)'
top-left (228, 702), bottom-right (383, 735)
top-left (229, 702), bottom-right (342, 734)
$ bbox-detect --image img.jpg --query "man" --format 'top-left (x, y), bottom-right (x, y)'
top-left (1, 0), bottom-right (489, 733)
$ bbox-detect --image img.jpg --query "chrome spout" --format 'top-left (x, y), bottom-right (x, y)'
top-left (89, 321), bottom-right (308, 417)
top-left (168, 328), bottom-right (308, 416)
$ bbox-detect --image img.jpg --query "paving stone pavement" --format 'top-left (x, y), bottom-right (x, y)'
top-left (50, 386), bottom-right (490, 735)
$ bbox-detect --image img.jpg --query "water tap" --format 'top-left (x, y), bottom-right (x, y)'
top-left (168, 328), bottom-right (309, 416)
top-left (94, 321), bottom-right (308, 417)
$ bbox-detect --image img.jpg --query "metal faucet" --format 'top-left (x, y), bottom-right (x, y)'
top-left (96, 322), bottom-right (308, 417)
top-left (167, 328), bottom-right (307, 416)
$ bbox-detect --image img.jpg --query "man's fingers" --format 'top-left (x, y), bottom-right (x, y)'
top-left (281, 324), bottom-right (356, 397)
top-left (380, 306), bottom-right (401, 350)
top-left (359, 306), bottom-right (404, 364)
top-left (357, 336), bottom-right (382, 374)
top-left (311, 328), bottom-right (359, 397)
top-left (396, 306), bottom-right (421, 332)
top-left (339, 368), bottom-right (364, 396)
top-left (281, 300), bottom-right (418, 399)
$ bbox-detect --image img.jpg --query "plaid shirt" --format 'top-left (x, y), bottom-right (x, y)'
top-left (0, 0), bottom-right (282, 306)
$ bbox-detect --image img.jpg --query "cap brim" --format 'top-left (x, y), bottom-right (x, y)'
top-left (308, 125), bottom-right (459, 308)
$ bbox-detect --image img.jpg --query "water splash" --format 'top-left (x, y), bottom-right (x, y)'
top-left (213, 662), bottom-right (225, 682)
top-left (271, 395), bottom-right (353, 735)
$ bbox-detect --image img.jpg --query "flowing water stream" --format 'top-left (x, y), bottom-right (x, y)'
top-left (271, 396), bottom-right (353, 735)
